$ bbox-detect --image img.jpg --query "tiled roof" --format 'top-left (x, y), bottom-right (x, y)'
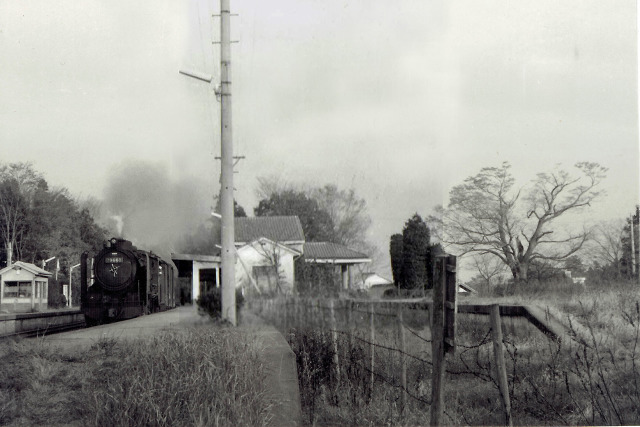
top-left (235, 216), bottom-right (305, 244)
top-left (304, 242), bottom-right (370, 261)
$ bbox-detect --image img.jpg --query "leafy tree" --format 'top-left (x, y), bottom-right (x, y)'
top-left (254, 177), bottom-right (376, 263)
top-left (444, 162), bottom-right (607, 283)
top-left (0, 162), bottom-right (107, 275)
top-left (401, 214), bottom-right (431, 290)
top-left (0, 179), bottom-right (28, 265)
top-left (234, 201), bottom-right (247, 218)
top-left (213, 195), bottom-right (246, 218)
top-left (254, 189), bottom-right (334, 242)
top-left (389, 233), bottom-right (403, 286)
top-left (0, 163), bottom-right (45, 265)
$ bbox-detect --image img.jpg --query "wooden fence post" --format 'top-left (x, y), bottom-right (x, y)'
top-left (330, 299), bottom-right (340, 379)
top-left (397, 303), bottom-right (407, 413)
top-left (490, 304), bottom-right (513, 426)
top-left (370, 301), bottom-right (375, 396)
top-left (431, 256), bottom-right (447, 426)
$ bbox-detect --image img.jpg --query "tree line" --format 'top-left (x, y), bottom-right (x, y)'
top-left (181, 177), bottom-right (374, 256)
top-left (0, 162), bottom-right (107, 302)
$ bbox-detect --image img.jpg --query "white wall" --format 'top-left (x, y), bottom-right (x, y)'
top-left (236, 241), bottom-right (296, 293)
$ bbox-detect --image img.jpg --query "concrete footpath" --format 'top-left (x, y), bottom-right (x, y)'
top-left (41, 307), bottom-right (302, 427)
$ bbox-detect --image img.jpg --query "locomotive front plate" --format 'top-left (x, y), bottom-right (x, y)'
top-left (95, 250), bottom-right (137, 291)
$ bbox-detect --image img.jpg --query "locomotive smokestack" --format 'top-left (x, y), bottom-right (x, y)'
top-left (111, 215), bottom-right (124, 237)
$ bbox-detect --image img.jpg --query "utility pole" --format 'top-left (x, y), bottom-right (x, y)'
top-left (179, 1), bottom-right (238, 324)
top-left (219, 0), bottom-right (236, 325)
top-left (631, 216), bottom-right (637, 277)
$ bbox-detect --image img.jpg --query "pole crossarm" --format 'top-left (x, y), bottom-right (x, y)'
top-left (178, 69), bottom-right (213, 83)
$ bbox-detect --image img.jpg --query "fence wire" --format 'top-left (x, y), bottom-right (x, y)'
top-left (254, 297), bottom-right (508, 411)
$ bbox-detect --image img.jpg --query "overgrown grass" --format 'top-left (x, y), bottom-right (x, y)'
top-left (267, 279), bottom-right (640, 425)
top-left (0, 326), bottom-right (272, 426)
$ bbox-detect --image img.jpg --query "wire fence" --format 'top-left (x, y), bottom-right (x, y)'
top-left (248, 296), bottom-right (524, 419)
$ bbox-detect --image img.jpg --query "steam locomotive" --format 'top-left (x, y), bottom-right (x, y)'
top-left (80, 237), bottom-right (176, 325)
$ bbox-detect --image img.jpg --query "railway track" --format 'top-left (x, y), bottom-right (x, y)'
top-left (0, 310), bottom-right (86, 340)
top-left (4, 320), bottom-right (87, 339)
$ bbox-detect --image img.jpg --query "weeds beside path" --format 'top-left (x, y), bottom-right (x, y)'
top-left (0, 318), bottom-right (274, 426)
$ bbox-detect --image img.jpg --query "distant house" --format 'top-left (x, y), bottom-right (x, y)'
top-left (172, 216), bottom-right (376, 299)
top-left (303, 242), bottom-right (371, 290)
top-left (235, 216), bottom-right (305, 294)
top-left (172, 216), bottom-right (306, 300)
top-left (0, 261), bottom-right (52, 312)
top-left (235, 237), bottom-right (301, 294)
top-left (562, 269), bottom-right (586, 285)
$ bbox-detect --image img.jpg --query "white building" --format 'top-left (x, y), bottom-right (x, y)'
top-left (172, 216), bottom-right (306, 301)
top-left (0, 261), bottom-right (52, 312)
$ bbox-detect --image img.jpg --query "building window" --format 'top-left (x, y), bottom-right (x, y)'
top-left (3, 281), bottom-right (32, 298)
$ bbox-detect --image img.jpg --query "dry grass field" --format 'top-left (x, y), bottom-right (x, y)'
top-left (0, 325), bottom-right (272, 427)
top-left (271, 279), bottom-right (640, 425)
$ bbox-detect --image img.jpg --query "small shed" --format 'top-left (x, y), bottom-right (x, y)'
top-left (0, 261), bottom-right (52, 312)
top-left (171, 253), bottom-right (221, 305)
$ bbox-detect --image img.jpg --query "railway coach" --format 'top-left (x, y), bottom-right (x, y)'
top-left (80, 237), bottom-right (175, 325)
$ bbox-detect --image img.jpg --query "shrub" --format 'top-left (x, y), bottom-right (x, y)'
top-left (46, 279), bottom-right (67, 309)
top-left (196, 288), bottom-right (245, 320)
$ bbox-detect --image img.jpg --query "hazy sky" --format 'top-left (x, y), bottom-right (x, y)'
top-left (0, 1), bottom-right (638, 276)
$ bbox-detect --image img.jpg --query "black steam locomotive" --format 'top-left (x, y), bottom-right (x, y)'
top-left (80, 237), bottom-right (176, 325)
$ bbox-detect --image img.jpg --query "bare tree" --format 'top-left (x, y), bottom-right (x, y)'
top-left (312, 184), bottom-right (372, 248)
top-left (471, 253), bottom-right (508, 287)
top-left (586, 218), bottom-right (626, 278)
top-left (253, 239), bottom-right (286, 293)
top-left (445, 162), bottom-right (607, 283)
top-left (426, 204), bottom-right (445, 243)
top-left (254, 174), bottom-right (294, 201)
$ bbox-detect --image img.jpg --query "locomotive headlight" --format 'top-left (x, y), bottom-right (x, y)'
top-left (111, 238), bottom-right (118, 245)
